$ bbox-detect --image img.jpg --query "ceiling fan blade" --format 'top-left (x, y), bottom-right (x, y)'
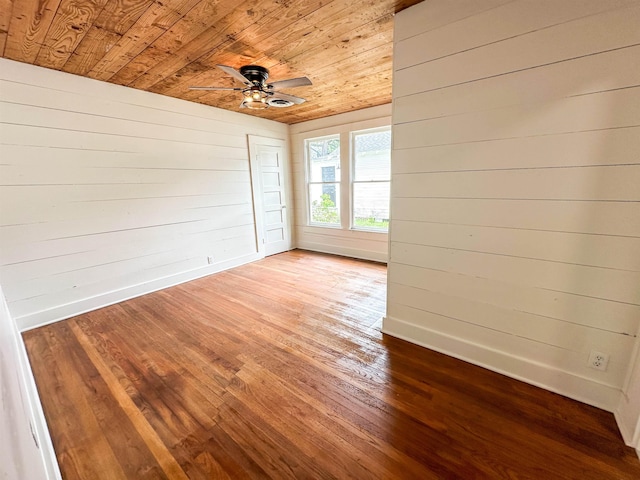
top-left (269, 76), bottom-right (312, 90)
top-left (217, 64), bottom-right (253, 86)
top-left (272, 92), bottom-right (306, 105)
top-left (188, 86), bottom-right (244, 91)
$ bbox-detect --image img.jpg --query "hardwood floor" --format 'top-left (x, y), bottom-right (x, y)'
top-left (23, 250), bottom-right (640, 479)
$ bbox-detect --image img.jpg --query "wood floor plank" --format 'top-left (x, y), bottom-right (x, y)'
top-left (68, 320), bottom-right (190, 480)
top-left (22, 250), bottom-right (640, 479)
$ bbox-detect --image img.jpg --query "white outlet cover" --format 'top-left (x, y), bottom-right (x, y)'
top-left (588, 350), bottom-right (610, 371)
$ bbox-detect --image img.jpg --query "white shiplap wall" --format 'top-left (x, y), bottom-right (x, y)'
top-left (384, 0), bottom-right (640, 413)
top-left (290, 105), bottom-right (391, 262)
top-left (0, 59), bottom-right (288, 330)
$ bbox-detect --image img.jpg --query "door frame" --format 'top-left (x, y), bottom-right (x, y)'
top-left (247, 135), bottom-right (292, 258)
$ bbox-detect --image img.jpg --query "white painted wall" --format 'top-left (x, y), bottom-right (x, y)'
top-left (384, 0), bottom-right (640, 415)
top-left (0, 58), bottom-right (289, 330)
top-left (290, 104), bottom-right (391, 262)
top-left (0, 286), bottom-right (59, 479)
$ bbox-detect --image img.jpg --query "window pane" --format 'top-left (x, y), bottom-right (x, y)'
top-left (307, 137), bottom-right (340, 182)
top-left (353, 130), bottom-right (391, 181)
top-left (353, 182), bottom-right (389, 231)
top-left (309, 183), bottom-right (340, 225)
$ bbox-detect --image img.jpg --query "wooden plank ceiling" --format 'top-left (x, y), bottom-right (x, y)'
top-left (0, 0), bottom-right (423, 124)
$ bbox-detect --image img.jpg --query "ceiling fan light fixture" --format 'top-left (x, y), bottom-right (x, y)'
top-left (244, 97), bottom-right (269, 110)
top-left (243, 87), bottom-right (269, 109)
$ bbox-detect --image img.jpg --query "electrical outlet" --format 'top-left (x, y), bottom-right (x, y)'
top-left (207, 256), bottom-right (214, 265)
top-left (588, 350), bottom-right (609, 371)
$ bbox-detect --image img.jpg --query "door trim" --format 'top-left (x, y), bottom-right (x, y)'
top-left (247, 135), bottom-right (291, 258)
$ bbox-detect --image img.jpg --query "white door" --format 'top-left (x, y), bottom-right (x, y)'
top-left (248, 136), bottom-right (290, 257)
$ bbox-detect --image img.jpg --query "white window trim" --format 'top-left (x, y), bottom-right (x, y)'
top-left (299, 116), bottom-right (391, 235)
top-left (305, 134), bottom-right (342, 228)
top-left (350, 126), bottom-right (391, 233)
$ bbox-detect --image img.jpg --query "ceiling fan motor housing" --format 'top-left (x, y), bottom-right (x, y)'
top-left (239, 65), bottom-right (269, 86)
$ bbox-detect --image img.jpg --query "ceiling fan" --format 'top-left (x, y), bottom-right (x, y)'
top-left (189, 64), bottom-right (312, 110)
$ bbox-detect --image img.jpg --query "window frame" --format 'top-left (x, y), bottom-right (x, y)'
top-left (305, 134), bottom-right (342, 228)
top-left (350, 126), bottom-right (392, 233)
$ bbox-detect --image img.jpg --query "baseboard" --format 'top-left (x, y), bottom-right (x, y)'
top-left (13, 321), bottom-right (62, 479)
top-left (382, 315), bottom-right (621, 412)
top-left (16, 252), bottom-right (262, 332)
top-left (296, 242), bottom-right (388, 264)
top-left (614, 409), bottom-right (639, 450)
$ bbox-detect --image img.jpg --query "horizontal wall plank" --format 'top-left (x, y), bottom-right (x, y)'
top-left (288, 105), bottom-right (391, 136)
top-left (0, 144), bottom-right (248, 168)
top-left (388, 263), bottom-right (640, 335)
top-left (297, 225), bottom-right (388, 242)
top-left (0, 124), bottom-right (246, 156)
top-left (391, 221), bottom-right (640, 272)
top-left (0, 79), bottom-right (255, 138)
top-left (296, 242), bottom-right (388, 264)
top-left (390, 242), bottom-right (640, 305)
top-left (0, 102), bottom-right (246, 148)
top-left (1, 224), bottom-right (256, 283)
top-left (0, 59), bottom-right (288, 136)
top-left (390, 198), bottom-right (640, 237)
top-left (0, 165), bottom-right (250, 186)
top-left (395, 0), bottom-right (637, 70)
top-left (391, 127), bottom-right (640, 173)
top-left (0, 203), bottom-right (254, 246)
top-left (395, 45), bottom-right (640, 124)
top-left (393, 0), bottom-right (512, 43)
top-left (296, 232), bottom-right (387, 251)
top-left (392, 165), bottom-right (640, 201)
top-left (5, 236), bottom-right (258, 309)
top-left (295, 228), bottom-right (388, 263)
top-left (12, 240), bottom-right (255, 321)
top-left (388, 283), bottom-right (634, 359)
top-left (0, 183), bottom-right (252, 216)
top-left (1, 214), bottom-right (256, 266)
top-left (0, 192), bottom-right (251, 226)
top-left (394, 88), bottom-right (640, 149)
top-left (394, 5), bottom-right (640, 97)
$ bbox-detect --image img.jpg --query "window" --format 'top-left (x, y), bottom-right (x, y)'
top-left (351, 127), bottom-right (391, 231)
top-left (304, 126), bottom-right (391, 233)
top-left (306, 135), bottom-right (341, 226)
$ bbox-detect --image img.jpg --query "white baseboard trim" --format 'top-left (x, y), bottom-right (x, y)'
top-left (382, 315), bottom-right (621, 412)
top-left (614, 409), bottom-right (639, 452)
top-left (16, 252), bottom-right (262, 332)
top-left (296, 242), bottom-right (387, 264)
top-left (14, 322), bottom-right (62, 480)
